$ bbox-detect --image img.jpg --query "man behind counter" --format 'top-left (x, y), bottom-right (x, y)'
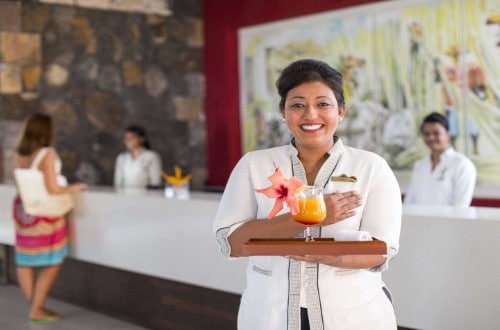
top-left (404, 112), bottom-right (477, 206)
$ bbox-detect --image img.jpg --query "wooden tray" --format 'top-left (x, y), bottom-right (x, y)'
top-left (241, 238), bottom-right (387, 256)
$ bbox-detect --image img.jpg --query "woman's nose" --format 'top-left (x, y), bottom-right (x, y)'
top-left (303, 105), bottom-right (318, 119)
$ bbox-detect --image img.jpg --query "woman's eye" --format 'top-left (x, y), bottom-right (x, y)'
top-left (290, 103), bottom-right (305, 108)
top-left (318, 102), bottom-right (330, 107)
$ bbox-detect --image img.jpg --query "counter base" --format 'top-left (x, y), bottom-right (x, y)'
top-left (4, 247), bottom-right (239, 330)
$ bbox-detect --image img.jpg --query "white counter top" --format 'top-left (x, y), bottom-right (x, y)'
top-left (402, 203), bottom-right (500, 220)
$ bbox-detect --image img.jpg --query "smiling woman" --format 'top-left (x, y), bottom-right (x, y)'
top-left (282, 81), bottom-right (346, 170)
top-left (213, 59), bottom-right (402, 330)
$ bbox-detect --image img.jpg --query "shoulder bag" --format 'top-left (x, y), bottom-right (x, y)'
top-left (14, 148), bottom-right (74, 217)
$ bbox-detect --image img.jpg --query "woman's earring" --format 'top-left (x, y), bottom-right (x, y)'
top-left (339, 117), bottom-right (344, 122)
top-left (282, 118), bottom-right (286, 123)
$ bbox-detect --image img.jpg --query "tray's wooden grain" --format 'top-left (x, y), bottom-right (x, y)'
top-left (241, 238), bottom-right (387, 256)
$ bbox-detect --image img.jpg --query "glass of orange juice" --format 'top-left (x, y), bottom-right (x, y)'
top-left (292, 186), bottom-right (326, 241)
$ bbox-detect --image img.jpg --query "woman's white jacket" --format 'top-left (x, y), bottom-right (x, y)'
top-left (213, 140), bottom-right (401, 330)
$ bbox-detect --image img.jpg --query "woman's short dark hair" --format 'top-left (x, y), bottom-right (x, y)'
top-left (276, 59), bottom-right (345, 110)
top-left (125, 125), bottom-right (151, 149)
top-left (16, 113), bottom-right (53, 155)
top-left (420, 112), bottom-right (449, 132)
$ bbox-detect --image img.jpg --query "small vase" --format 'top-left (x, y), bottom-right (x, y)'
top-left (164, 183), bottom-right (190, 200)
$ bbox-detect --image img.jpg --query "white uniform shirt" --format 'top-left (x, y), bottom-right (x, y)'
top-left (213, 139), bottom-right (401, 330)
top-left (404, 147), bottom-right (476, 206)
top-left (113, 149), bottom-right (162, 188)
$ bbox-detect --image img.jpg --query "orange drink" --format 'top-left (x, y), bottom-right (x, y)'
top-left (293, 197), bottom-right (327, 225)
top-left (292, 186), bottom-right (326, 241)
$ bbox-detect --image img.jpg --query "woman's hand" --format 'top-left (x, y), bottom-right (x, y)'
top-left (288, 255), bottom-right (345, 267)
top-left (321, 191), bottom-right (362, 226)
top-left (288, 253), bottom-right (386, 269)
top-left (69, 183), bottom-right (88, 192)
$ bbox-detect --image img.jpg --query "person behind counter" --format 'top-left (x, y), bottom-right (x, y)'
top-left (404, 112), bottom-right (477, 206)
top-left (213, 59), bottom-right (402, 329)
top-left (113, 125), bottom-right (163, 189)
top-left (13, 113), bottom-right (87, 323)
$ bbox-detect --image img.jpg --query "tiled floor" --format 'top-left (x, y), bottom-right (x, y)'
top-left (0, 284), bottom-right (148, 330)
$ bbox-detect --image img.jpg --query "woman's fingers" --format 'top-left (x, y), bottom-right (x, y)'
top-left (323, 191), bottom-right (362, 224)
top-left (337, 210), bottom-right (356, 221)
top-left (287, 254), bottom-right (345, 267)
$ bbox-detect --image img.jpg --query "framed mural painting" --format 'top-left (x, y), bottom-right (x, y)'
top-left (238, 0), bottom-right (500, 185)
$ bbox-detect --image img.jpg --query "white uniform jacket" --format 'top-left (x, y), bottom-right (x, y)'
top-left (404, 147), bottom-right (476, 206)
top-left (213, 139), bottom-right (402, 330)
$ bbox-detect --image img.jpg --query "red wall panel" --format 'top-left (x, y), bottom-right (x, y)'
top-left (204, 0), bottom-right (378, 187)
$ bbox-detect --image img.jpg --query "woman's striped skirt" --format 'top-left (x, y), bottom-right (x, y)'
top-left (12, 195), bottom-right (69, 267)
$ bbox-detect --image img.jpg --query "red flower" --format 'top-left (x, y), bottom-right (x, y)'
top-left (255, 166), bottom-right (304, 219)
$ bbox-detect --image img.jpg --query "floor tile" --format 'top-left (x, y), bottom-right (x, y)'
top-left (0, 284), bottom-right (148, 330)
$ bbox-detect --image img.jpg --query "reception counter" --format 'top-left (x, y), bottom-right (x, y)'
top-left (1, 184), bottom-right (500, 329)
top-left (0, 184), bottom-right (247, 294)
top-left (0, 184), bottom-right (246, 328)
top-left (384, 204), bottom-right (500, 330)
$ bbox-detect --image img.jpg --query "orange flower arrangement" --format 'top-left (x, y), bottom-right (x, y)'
top-left (162, 166), bottom-right (191, 188)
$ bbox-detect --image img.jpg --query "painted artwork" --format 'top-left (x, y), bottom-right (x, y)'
top-left (239, 0), bottom-right (500, 185)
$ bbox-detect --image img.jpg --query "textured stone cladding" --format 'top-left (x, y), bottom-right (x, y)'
top-left (0, 0), bottom-right (205, 188)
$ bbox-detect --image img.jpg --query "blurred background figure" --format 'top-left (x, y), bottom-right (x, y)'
top-left (13, 113), bottom-right (87, 323)
top-left (404, 112), bottom-right (476, 206)
top-left (438, 46), bottom-right (483, 155)
top-left (113, 125), bottom-right (163, 189)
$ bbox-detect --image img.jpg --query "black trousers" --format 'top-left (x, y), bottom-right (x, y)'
top-left (301, 308), bottom-right (310, 330)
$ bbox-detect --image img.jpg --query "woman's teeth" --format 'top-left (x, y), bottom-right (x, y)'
top-left (301, 124), bottom-right (322, 131)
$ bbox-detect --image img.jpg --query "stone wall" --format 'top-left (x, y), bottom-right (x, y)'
top-left (0, 0), bottom-right (205, 188)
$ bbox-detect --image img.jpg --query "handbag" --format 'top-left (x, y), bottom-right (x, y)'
top-left (14, 148), bottom-right (74, 217)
